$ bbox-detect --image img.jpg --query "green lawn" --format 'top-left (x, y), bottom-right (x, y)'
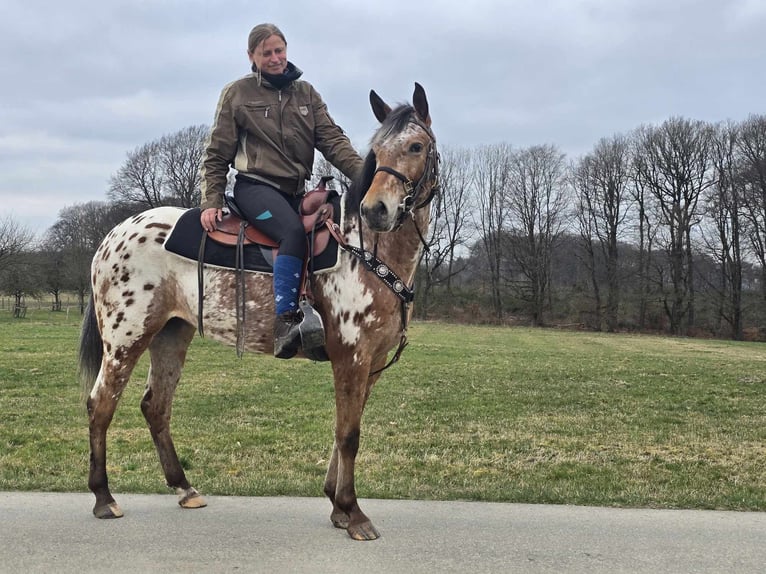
top-left (1, 309), bottom-right (765, 510)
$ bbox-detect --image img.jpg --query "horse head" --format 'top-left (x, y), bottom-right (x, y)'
top-left (359, 83), bottom-right (438, 232)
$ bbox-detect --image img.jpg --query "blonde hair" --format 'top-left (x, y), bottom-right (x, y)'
top-left (247, 23), bottom-right (286, 56)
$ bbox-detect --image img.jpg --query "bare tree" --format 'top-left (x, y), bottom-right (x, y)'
top-left (417, 146), bottom-right (473, 317)
top-left (700, 121), bottom-right (744, 339)
top-left (573, 160), bottom-right (603, 329)
top-left (108, 125), bottom-right (209, 209)
top-left (629, 139), bottom-right (660, 330)
top-left (505, 144), bottom-right (569, 326)
top-left (738, 115), bottom-right (766, 317)
top-left (160, 125), bottom-right (208, 207)
top-left (0, 215), bottom-right (36, 312)
top-left (38, 241), bottom-right (66, 311)
top-left (572, 135), bottom-right (633, 331)
top-left (0, 254), bottom-right (41, 314)
top-left (437, 146), bottom-right (474, 293)
top-left (45, 202), bottom-right (129, 312)
top-left (312, 154), bottom-right (355, 191)
top-left (108, 140), bottom-right (165, 208)
top-left (633, 118), bottom-right (715, 335)
top-left (472, 143), bottom-right (512, 319)
top-left (0, 215), bottom-right (34, 273)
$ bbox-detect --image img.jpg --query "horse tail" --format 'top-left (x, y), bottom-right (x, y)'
top-left (78, 292), bottom-right (103, 402)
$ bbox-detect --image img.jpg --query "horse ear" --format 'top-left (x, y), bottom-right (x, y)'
top-left (412, 82), bottom-right (430, 126)
top-left (369, 90), bottom-right (391, 123)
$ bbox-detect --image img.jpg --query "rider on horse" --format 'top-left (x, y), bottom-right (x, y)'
top-left (198, 23), bottom-right (363, 358)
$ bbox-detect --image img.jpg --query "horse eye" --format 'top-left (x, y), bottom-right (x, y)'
top-left (409, 143), bottom-right (423, 153)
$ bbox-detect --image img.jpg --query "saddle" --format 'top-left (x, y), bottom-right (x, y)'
top-left (208, 176), bottom-right (336, 257)
top-left (196, 176), bottom-right (339, 363)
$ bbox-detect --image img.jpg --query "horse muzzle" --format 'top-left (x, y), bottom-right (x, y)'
top-left (360, 197), bottom-right (403, 232)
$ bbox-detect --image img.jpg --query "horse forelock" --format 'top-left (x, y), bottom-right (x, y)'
top-left (371, 104), bottom-right (416, 146)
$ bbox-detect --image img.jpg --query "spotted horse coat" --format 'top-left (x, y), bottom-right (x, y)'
top-left (79, 83), bottom-right (437, 541)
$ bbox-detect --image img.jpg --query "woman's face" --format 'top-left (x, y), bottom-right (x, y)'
top-left (250, 34), bottom-right (287, 75)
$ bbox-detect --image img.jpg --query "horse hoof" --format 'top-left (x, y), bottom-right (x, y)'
top-left (347, 521), bottom-right (380, 541)
top-left (330, 510), bottom-right (350, 529)
top-left (177, 487), bottom-right (207, 509)
top-left (93, 502), bottom-right (124, 519)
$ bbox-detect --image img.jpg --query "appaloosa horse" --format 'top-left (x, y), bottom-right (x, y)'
top-left (79, 83), bottom-right (437, 540)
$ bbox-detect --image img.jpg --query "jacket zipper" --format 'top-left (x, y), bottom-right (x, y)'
top-left (265, 92), bottom-right (282, 117)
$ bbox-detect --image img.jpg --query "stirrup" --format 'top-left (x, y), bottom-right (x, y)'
top-left (298, 299), bottom-right (328, 361)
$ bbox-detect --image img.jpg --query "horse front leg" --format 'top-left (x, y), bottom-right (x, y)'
top-left (141, 318), bottom-right (206, 509)
top-left (323, 442), bottom-right (349, 528)
top-left (328, 363), bottom-right (382, 540)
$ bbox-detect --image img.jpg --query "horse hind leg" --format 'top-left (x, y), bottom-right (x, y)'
top-left (140, 318), bottom-right (206, 510)
top-left (88, 353), bottom-right (141, 519)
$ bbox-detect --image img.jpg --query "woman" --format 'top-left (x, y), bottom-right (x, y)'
top-left (199, 23), bottom-right (364, 359)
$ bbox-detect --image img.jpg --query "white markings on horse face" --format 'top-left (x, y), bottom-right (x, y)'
top-left (362, 123), bottom-right (429, 232)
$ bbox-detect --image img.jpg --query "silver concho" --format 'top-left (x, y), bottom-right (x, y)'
top-left (393, 280), bottom-right (404, 292)
top-left (376, 264), bottom-right (389, 277)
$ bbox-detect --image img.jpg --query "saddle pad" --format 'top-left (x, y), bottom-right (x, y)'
top-left (164, 202), bottom-right (342, 274)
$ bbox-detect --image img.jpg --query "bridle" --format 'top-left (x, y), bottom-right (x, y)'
top-left (326, 115), bottom-right (439, 374)
top-left (371, 118), bottom-right (440, 233)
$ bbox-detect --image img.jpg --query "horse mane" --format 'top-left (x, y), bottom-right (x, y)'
top-left (345, 104), bottom-right (417, 216)
top-left (345, 151), bottom-right (377, 216)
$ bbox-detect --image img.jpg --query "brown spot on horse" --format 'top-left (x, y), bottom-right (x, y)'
top-left (78, 84), bottom-right (438, 541)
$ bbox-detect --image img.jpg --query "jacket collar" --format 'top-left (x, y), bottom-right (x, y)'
top-left (253, 61), bottom-right (303, 89)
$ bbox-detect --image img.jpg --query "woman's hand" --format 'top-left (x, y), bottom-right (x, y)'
top-left (200, 208), bottom-right (223, 232)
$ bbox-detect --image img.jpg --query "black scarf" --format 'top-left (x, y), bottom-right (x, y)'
top-left (253, 61), bottom-right (303, 89)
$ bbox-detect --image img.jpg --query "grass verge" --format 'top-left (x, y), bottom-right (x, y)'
top-left (1, 309), bottom-right (765, 510)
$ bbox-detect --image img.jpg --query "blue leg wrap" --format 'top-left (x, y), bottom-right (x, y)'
top-left (273, 255), bottom-right (302, 315)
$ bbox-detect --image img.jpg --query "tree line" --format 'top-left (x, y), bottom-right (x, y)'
top-left (2, 116), bottom-right (766, 340)
top-left (419, 114), bottom-right (766, 340)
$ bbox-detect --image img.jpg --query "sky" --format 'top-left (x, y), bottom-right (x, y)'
top-left (1, 0), bottom-right (764, 236)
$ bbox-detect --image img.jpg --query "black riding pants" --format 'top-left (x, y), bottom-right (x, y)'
top-left (232, 179), bottom-right (306, 259)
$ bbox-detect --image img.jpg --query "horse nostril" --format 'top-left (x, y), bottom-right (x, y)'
top-left (362, 201), bottom-right (387, 221)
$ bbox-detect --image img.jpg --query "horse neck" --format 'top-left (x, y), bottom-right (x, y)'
top-left (359, 206), bottom-right (431, 284)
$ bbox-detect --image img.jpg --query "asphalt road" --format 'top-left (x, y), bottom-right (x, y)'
top-left (0, 492), bottom-right (764, 573)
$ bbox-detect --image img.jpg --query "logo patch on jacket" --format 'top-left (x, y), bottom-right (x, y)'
top-left (299, 106), bottom-right (309, 116)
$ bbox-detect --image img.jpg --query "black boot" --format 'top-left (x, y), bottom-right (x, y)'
top-left (274, 311), bottom-right (302, 359)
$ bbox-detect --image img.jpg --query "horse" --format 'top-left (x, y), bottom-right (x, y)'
top-left (78, 83), bottom-right (438, 540)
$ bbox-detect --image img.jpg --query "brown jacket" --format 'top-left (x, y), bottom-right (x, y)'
top-left (200, 70), bottom-right (364, 210)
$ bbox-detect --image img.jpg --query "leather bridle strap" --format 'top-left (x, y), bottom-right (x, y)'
top-left (374, 165), bottom-right (416, 209)
top-left (326, 220), bottom-right (412, 376)
top-left (326, 222), bottom-right (414, 303)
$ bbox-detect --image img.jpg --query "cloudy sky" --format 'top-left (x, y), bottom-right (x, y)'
top-left (2, 0), bottom-right (764, 235)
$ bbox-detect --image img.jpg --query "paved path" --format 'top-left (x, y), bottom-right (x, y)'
top-left (1, 492), bottom-right (764, 573)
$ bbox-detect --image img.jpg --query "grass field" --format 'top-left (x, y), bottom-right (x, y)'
top-left (1, 308), bottom-right (765, 510)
